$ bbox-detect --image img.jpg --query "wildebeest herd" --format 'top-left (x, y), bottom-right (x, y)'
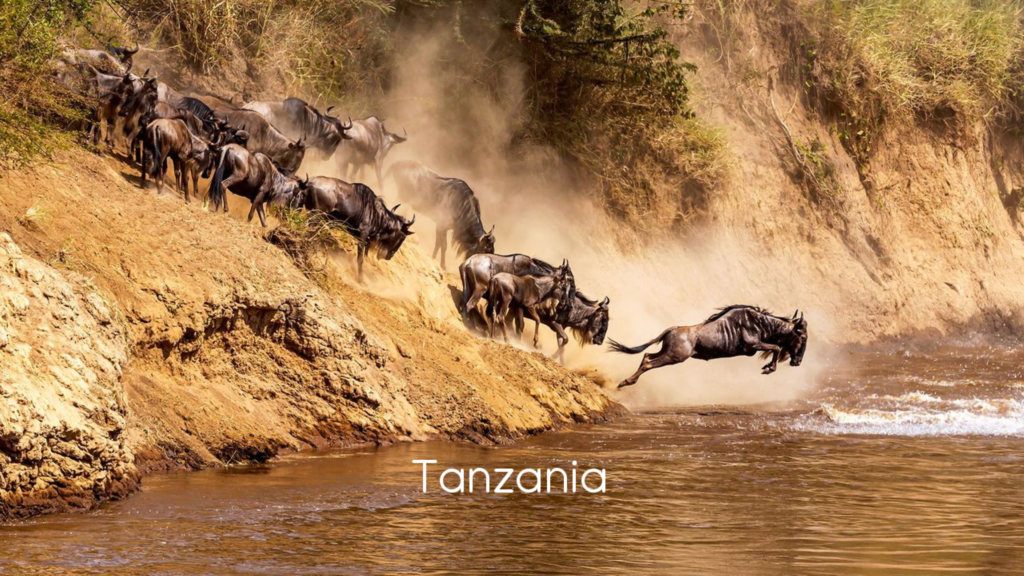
top-left (54, 43), bottom-right (809, 389)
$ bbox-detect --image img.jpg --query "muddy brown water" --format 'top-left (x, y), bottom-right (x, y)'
top-left (3, 346), bottom-right (1024, 574)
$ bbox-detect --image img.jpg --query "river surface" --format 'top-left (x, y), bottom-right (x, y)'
top-left (2, 346), bottom-right (1024, 574)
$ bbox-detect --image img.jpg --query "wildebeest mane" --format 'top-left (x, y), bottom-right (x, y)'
top-left (338, 183), bottom-right (405, 256)
top-left (705, 304), bottom-right (791, 323)
top-left (440, 178), bottom-right (487, 257)
top-left (706, 304), bottom-right (796, 361)
top-left (180, 97), bottom-right (216, 123)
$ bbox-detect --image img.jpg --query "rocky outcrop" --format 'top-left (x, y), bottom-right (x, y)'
top-left (0, 233), bottom-right (138, 518)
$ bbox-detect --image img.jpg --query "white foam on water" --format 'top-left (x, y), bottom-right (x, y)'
top-left (793, 397), bottom-right (1024, 437)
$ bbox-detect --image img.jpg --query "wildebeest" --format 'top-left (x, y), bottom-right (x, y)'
top-left (486, 267), bottom-right (571, 345)
top-left (387, 160), bottom-right (495, 267)
top-left (197, 95), bottom-right (306, 174)
top-left (609, 306), bottom-right (809, 389)
top-left (86, 73), bottom-right (133, 149)
top-left (209, 144), bottom-right (308, 227)
top-left (459, 253), bottom-right (575, 320)
top-left (68, 42), bottom-right (137, 74)
top-left (143, 118), bottom-right (213, 199)
top-left (535, 293), bottom-right (610, 364)
top-left (334, 116), bottom-right (407, 189)
top-left (244, 98), bottom-right (352, 158)
top-left (302, 176), bottom-right (415, 280)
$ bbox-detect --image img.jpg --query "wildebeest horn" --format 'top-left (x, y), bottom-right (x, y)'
top-left (406, 214), bottom-right (416, 227)
top-left (601, 296), bottom-right (610, 306)
top-left (393, 127), bottom-right (408, 142)
top-left (128, 42), bottom-right (139, 55)
top-left (326, 105), bottom-right (334, 115)
top-left (799, 310), bottom-right (805, 320)
top-left (343, 116), bottom-right (353, 130)
top-left (392, 204), bottom-right (401, 212)
top-left (792, 309), bottom-right (799, 320)
top-left (488, 224), bottom-right (495, 235)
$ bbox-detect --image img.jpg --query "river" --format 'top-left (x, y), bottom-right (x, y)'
top-left (2, 345), bottom-right (1023, 574)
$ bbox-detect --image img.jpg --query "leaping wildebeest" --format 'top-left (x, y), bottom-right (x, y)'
top-left (209, 144), bottom-right (309, 227)
top-left (244, 98), bottom-right (352, 159)
top-left (486, 266), bottom-right (572, 346)
top-left (196, 95), bottom-right (306, 175)
top-left (609, 306), bottom-right (809, 389)
top-left (302, 176), bottom-right (415, 280)
top-left (387, 160), bottom-right (495, 267)
top-left (334, 116), bottom-right (407, 189)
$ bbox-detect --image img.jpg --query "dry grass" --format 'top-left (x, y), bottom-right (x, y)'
top-left (16, 200), bottom-right (51, 229)
top-left (265, 207), bottom-right (348, 288)
top-left (802, 0), bottom-right (1024, 137)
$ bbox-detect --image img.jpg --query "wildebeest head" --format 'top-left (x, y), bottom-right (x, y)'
top-left (377, 203), bottom-right (415, 260)
top-left (278, 135), bottom-right (306, 175)
top-left (323, 107), bottom-right (354, 147)
top-left (475, 225), bottom-right (496, 255)
top-left (588, 296), bottom-right (610, 345)
top-left (381, 122), bottom-right (408, 155)
top-left (787, 310), bottom-right (808, 366)
top-left (118, 74), bottom-right (157, 119)
top-left (107, 42), bottom-right (139, 70)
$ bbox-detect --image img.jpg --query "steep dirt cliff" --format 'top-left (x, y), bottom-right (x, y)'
top-left (0, 149), bottom-right (620, 518)
top-left (671, 2), bottom-right (1024, 340)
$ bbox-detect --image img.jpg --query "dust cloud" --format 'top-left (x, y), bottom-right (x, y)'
top-left (307, 18), bottom-right (836, 409)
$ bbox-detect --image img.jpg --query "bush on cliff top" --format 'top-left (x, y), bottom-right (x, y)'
top-left (0, 0), bottom-right (95, 168)
top-left (804, 0), bottom-right (1024, 144)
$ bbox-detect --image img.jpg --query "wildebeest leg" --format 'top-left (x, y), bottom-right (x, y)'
top-left (524, 307), bottom-right (544, 349)
top-left (247, 190), bottom-right (268, 224)
top-left (155, 152), bottom-right (166, 195)
top-left (433, 227), bottom-right (447, 267)
top-left (256, 203), bottom-right (268, 228)
top-left (375, 157), bottom-right (384, 191)
top-left (550, 322), bottom-right (569, 364)
top-left (618, 336), bottom-right (690, 389)
top-left (750, 341), bottom-right (783, 374)
top-left (217, 172), bottom-right (245, 213)
top-left (189, 163), bottom-right (200, 204)
top-left (356, 241), bottom-right (366, 282)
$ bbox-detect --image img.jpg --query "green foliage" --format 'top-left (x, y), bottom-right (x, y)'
top-left (511, 0), bottom-right (723, 226)
top-left (0, 0), bottom-right (96, 167)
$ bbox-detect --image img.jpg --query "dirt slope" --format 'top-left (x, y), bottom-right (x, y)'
top-left (0, 149), bottom-right (619, 519)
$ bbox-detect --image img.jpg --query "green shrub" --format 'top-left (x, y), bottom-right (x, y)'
top-left (0, 0), bottom-right (96, 167)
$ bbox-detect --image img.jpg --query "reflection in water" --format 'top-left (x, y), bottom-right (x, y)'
top-left (2, 347), bottom-right (1024, 574)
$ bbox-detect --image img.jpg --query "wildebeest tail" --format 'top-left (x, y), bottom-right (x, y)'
top-left (607, 329), bottom-right (671, 354)
top-left (458, 262), bottom-right (471, 313)
top-left (208, 146), bottom-right (229, 210)
top-left (146, 130), bottom-right (161, 178)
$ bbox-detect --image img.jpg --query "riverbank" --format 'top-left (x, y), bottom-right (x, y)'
top-left (0, 149), bottom-right (623, 520)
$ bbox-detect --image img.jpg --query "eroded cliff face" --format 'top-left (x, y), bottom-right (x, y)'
top-left (0, 150), bottom-right (621, 519)
top-left (664, 2), bottom-right (1024, 342)
top-left (0, 233), bottom-right (138, 519)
